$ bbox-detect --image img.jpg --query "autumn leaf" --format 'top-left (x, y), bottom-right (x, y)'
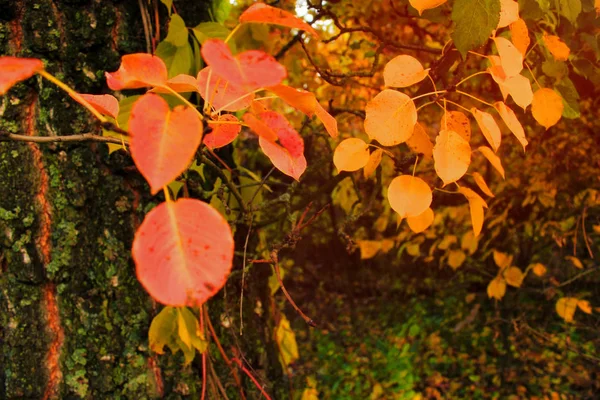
top-left (0, 56), bottom-right (44, 95)
top-left (387, 175), bottom-right (432, 218)
top-left (364, 89), bottom-right (417, 146)
top-left (201, 39), bottom-right (287, 91)
top-left (239, 2), bottom-right (319, 37)
top-left (363, 149), bottom-right (384, 179)
top-left (459, 187), bottom-right (488, 237)
top-left (357, 240), bottom-right (382, 259)
top-left (531, 263), bottom-right (547, 276)
top-left (556, 297), bottom-right (579, 323)
top-left (407, 207), bottom-right (434, 233)
top-left (156, 74), bottom-right (199, 93)
top-left (532, 88), bottom-right (563, 129)
top-left (314, 102), bottom-right (339, 138)
top-left (204, 114), bottom-right (241, 149)
top-left (197, 67), bottom-right (254, 112)
top-left (494, 37), bottom-right (523, 77)
top-left (488, 277), bottom-right (506, 300)
top-left (497, 0), bottom-right (519, 29)
top-left (441, 111), bottom-right (471, 142)
top-left (494, 102), bottom-right (528, 150)
top-left (472, 172), bottom-right (495, 197)
top-left (493, 250), bottom-right (513, 269)
top-left (478, 146), bottom-right (505, 179)
top-left (149, 306), bottom-right (177, 354)
top-left (76, 94), bottom-right (120, 119)
top-left (510, 18), bottom-right (530, 56)
top-left (504, 266), bottom-right (524, 287)
top-left (565, 255), bottom-right (583, 269)
top-left (433, 129), bottom-right (471, 186)
top-left (577, 300), bottom-right (592, 314)
top-left (268, 84), bottom-right (317, 116)
top-left (503, 75), bottom-right (533, 111)
top-left (275, 314), bottom-right (299, 369)
top-left (448, 249), bottom-right (466, 270)
top-left (471, 108), bottom-right (501, 152)
top-left (128, 94), bottom-right (203, 194)
top-left (408, 0), bottom-right (448, 15)
top-left (242, 113), bottom-right (279, 142)
top-left (333, 138), bottom-right (371, 172)
top-left (106, 53), bottom-right (168, 90)
top-left (406, 122), bottom-right (433, 158)
top-left (383, 55), bottom-right (430, 88)
top-left (543, 34), bottom-right (570, 61)
top-left (133, 198), bottom-right (234, 307)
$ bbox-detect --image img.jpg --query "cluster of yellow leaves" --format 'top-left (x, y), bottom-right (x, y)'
top-left (487, 250), bottom-right (526, 300)
top-left (556, 298), bottom-right (592, 323)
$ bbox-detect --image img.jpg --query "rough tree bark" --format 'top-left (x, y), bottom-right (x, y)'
top-left (0, 1), bottom-right (284, 399)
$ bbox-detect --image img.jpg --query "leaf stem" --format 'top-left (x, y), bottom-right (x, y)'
top-left (410, 90), bottom-right (447, 102)
top-left (442, 99), bottom-right (472, 113)
top-left (524, 62), bottom-right (542, 90)
top-left (456, 71), bottom-right (488, 87)
top-left (161, 85), bottom-right (205, 120)
top-left (455, 90), bottom-right (494, 108)
top-left (225, 24), bottom-right (241, 44)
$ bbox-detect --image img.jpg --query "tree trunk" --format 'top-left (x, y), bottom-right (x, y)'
top-left (0, 1), bottom-right (283, 399)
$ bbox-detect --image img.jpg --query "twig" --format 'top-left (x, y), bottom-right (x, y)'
top-left (231, 358), bottom-right (273, 400)
top-left (0, 132), bottom-right (127, 145)
top-left (200, 155), bottom-right (248, 214)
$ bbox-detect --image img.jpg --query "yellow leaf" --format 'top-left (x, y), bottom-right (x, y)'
top-left (542, 34), bottom-right (570, 61)
top-left (301, 388), bottom-right (319, 400)
top-left (461, 230), bottom-right (479, 255)
top-left (459, 187), bottom-right (488, 237)
top-left (531, 263), bottom-right (547, 276)
top-left (406, 242), bottom-right (420, 256)
top-left (510, 18), bottom-right (530, 56)
top-left (494, 36), bottom-right (523, 77)
top-left (356, 240), bottom-right (382, 259)
top-left (408, 0), bottom-right (448, 15)
top-left (383, 54), bottom-right (430, 88)
top-left (363, 149), bottom-right (383, 179)
top-left (441, 111), bottom-right (471, 142)
top-left (494, 102), bottom-right (528, 150)
top-left (177, 308), bottom-right (192, 350)
top-left (565, 255), bottom-right (584, 269)
top-left (532, 88), bottom-right (563, 130)
top-left (487, 277), bottom-right (506, 300)
top-left (497, 0), bottom-right (519, 29)
top-left (276, 314), bottom-right (299, 368)
top-left (433, 129), bottom-right (471, 186)
top-left (448, 249), bottom-right (466, 270)
top-left (438, 234), bottom-right (457, 250)
top-left (149, 306), bottom-right (177, 354)
top-left (504, 266), bottom-right (524, 287)
top-left (556, 297), bottom-right (579, 323)
top-left (268, 84), bottom-right (317, 116)
top-left (406, 122), bottom-right (433, 158)
top-left (471, 108), bottom-right (502, 152)
top-left (333, 138), bottom-right (370, 172)
top-left (493, 250), bottom-right (513, 269)
top-left (577, 300), bottom-right (592, 314)
top-left (380, 239), bottom-right (395, 253)
top-left (407, 207), bottom-right (434, 233)
top-left (364, 89), bottom-right (417, 146)
top-left (478, 146), bottom-right (505, 179)
top-left (472, 172), bottom-right (495, 197)
top-left (388, 175), bottom-right (432, 218)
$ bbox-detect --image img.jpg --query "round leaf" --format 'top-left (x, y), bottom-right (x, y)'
top-left (510, 18), bottom-right (530, 56)
top-left (106, 53), bottom-right (168, 90)
top-left (543, 34), bottom-right (570, 61)
top-left (441, 111), bottom-right (471, 142)
top-left (204, 114), bottom-right (241, 149)
top-left (532, 88), bottom-right (563, 129)
top-left (364, 89), bottom-right (417, 146)
top-left (407, 207), bottom-right (434, 233)
top-left (333, 138), bottom-right (370, 172)
top-left (433, 129), bottom-right (471, 186)
top-left (387, 175), bottom-right (432, 218)
top-left (406, 122), bottom-right (433, 158)
top-left (383, 55), bottom-right (430, 88)
top-left (0, 57), bottom-right (44, 95)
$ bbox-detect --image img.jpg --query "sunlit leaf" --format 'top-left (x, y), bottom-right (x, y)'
top-left (448, 249), bottom-right (466, 270)
top-left (154, 74), bottom-right (199, 93)
top-left (577, 300), bottom-right (592, 314)
top-left (497, 0), bottom-right (519, 28)
top-left (149, 306), bottom-right (177, 354)
top-left (471, 108), bottom-right (501, 152)
top-left (363, 149), bottom-right (383, 179)
top-left (357, 240), bottom-right (382, 259)
top-left (494, 102), bottom-right (527, 150)
top-left (383, 55), bottom-right (430, 88)
top-left (333, 138), bottom-right (371, 172)
top-left (532, 88), bottom-right (563, 129)
top-left (487, 277), bottom-right (506, 300)
top-left (364, 89), bottom-right (417, 146)
top-left (503, 74), bottom-right (533, 110)
top-left (542, 34), bottom-right (570, 61)
top-left (239, 2), bottom-right (319, 37)
top-left (504, 266), bottom-right (524, 287)
top-left (276, 314), bottom-right (300, 369)
top-left (565, 255), bottom-right (583, 269)
top-left (387, 175), bottom-right (432, 218)
top-left (478, 146), bottom-right (505, 179)
top-left (133, 198), bottom-right (234, 306)
top-left (243, 113), bottom-right (279, 142)
top-left (408, 0), bottom-right (448, 15)
top-left (106, 53), bottom-right (168, 90)
top-left (198, 67), bottom-right (254, 112)
top-left (407, 207), bottom-right (434, 233)
top-left (0, 56), bottom-right (44, 95)
top-left (493, 250), bottom-right (513, 269)
top-left (204, 114), bottom-right (241, 149)
top-left (268, 84), bottom-right (317, 116)
top-left (510, 18), bottom-right (530, 56)
top-left (433, 129), bottom-right (471, 186)
top-left (494, 36), bottom-right (523, 77)
top-left (472, 172), bottom-right (495, 197)
top-left (459, 187), bottom-right (488, 237)
top-left (314, 102), bottom-right (338, 138)
top-left (406, 122), bottom-right (433, 159)
top-left (165, 14), bottom-right (189, 47)
top-left (77, 94), bottom-right (119, 119)
top-left (531, 263), bottom-right (547, 276)
top-left (129, 94), bottom-right (203, 194)
top-left (441, 110), bottom-right (471, 142)
top-left (556, 297), bottom-right (579, 323)
top-left (177, 307), bottom-right (207, 354)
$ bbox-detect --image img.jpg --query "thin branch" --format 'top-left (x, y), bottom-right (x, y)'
top-left (0, 132), bottom-right (127, 146)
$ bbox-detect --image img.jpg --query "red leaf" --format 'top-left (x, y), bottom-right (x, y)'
top-left (197, 67), bottom-right (254, 112)
top-left (105, 53), bottom-right (168, 90)
top-left (0, 57), bottom-right (44, 95)
top-left (239, 2), bottom-right (319, 37)
top-left (133, 198), bottom-right (234, 307)
top-left (201, 39), bottom-right (287, 91)
top-left (204, 114), bottom-right (241, 149)
top-left (154, 74), bottom-right (199, 93)
top-left (76, 94), bottom-right (119, 119)
top-left (267, 84), bottom-right (317, 116)
top-left (129, 94), bottom-right (203, 194)
top-left (242, 113), bottom-right (279, 142)
top-left (259, 136), bottom-right (307, 181)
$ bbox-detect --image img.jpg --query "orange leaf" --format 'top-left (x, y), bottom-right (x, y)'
top-left (471, 108), bottom-right (502, 152)
top-left (0, 57), bottom-right (44, 95)
top-left (133, 198), bottom-right (234, 307)
top-left (531, 263), bottom-right (547, 276)
top-left (363, 149), bottom-right (384, 179)
top-left (441, 110), bottom-right (471, 142)
top-left (204, 114), bottom-right (241, 149)
top-left (77, 94), bottom-right (119, 119)
top-left (503, 74), bottom-right (533, 110)
top-left (556, 297), bottom-right (579, 322)
top-left (129, 94), bottom-right (203, 194)
top-left (242, 113), bottom-right (279, 142)
top-left (197, 67), bottom-right (254, 112)
top-left (494, 102), bottom-right (528, 150)
top-left (504, 266), bottom-right (524, 287)
top-left (201, 39), bottom-right (287, 91)
top-left (106, 53), bottom-right (168, 90)
top-left (493, 250), bottom-right (513, 269)
top-left (510, 18), bottom-right (530, 56)
top-left (472, 172), bottom-right (495, 197)
top-left (565, 255), bottom-right (583, 269)
top-left (383, 55), bottom-right (430, 88)
top-left (333, 138), bottom-right (371, 172)
top-left (154, 74), bottom-right (199, 93)
top-left (497, 0), bottom-right (519, 29)
top-left (459, 187), bottom-right (488, 237)
top-left (406, 122), bottom-right (433, 158)
top-left (268, 84), bottom-right (317, 116)
top-left (356, 240), bottom-right (382, 259)
top-left (577, 300), bottom-right (592, 314)
top-left (364, 89), bottom-right (417, 146)
top-left (407, 207), bottom-right (434, 233)
top-left (487, 277), bottom-right (506, 300)
top-left (239, 2), bottom-right (319, 37)
top-left (494, 37), bottom-right (523, 77)
top-left (408, 0), bottom-right (448, 15)
top-left (314, 102), bottom-right (338, 138)
top-left (478, 146), bottom-right (505, 179)
top-left (433, 129), bottom-right (471, 186)
top-left (387, 175), bottom-right (432, 218)
top-left (542, 34), bottom-right (570, 61)
top-left (532, 88), bottom-right (563, 130)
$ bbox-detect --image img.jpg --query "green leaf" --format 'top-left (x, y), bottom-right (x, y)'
top-left (542, 60), bottom-right (568, 80)
top-left (212, 0), bottom-right (232, 24)
top-left (148, 306), bottom-right (177, 354)
top-left (192, 22), bottom-right (231, 44)
top-left (156, 40), bottom-right (193, 78)
top-left (452, 0), bottom-right (501, 58)
top-left (555, 78), bottom-right (580, 119)
top-left (165, 14), bottom-right (189, 47)
top-left (116, 95), bottom-right (141, 131)
top-left (558, 0), bottom-right (581, 24)
top-left (178, 308), bottom-right (208, 353)
top-left (159, 0), bottom-right (173, 15)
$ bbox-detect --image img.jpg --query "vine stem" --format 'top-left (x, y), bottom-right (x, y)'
top-left (38, 70), bottom-right (107, 122)
top-left (231, 358), bottom-right (273, 400)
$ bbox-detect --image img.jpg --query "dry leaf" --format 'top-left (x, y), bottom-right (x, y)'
top-left (433, 129), bottom-right (471, 186)
top-left (577, 300), bottom-right (592, 314)
top-left (488, 277), bottom-right (506, 300)
top-left (472, 172), bottom-right (495, 197)
top-left (531, 263), bottom-right (547, 276)
top-left (363, 149), bottom-right (384, 178)
top-left (494, 36), bottom-right (523, 77)
top-left (441, 111), bottom-right (471, 142)
top-left (493, 250), bottom-right (513, 269)
top-left (406, 122), bottom-right (433, 158)
top-left (565, 255), bottom-right (583, 269)
top-left (497, 0), bottom-right (519, 29)
top-left (494, 102), bottom-right (528, 150)
top-left (504, 266), bottom-right (524, 287)
top-left (556, 297), bottom-right (579, 323)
